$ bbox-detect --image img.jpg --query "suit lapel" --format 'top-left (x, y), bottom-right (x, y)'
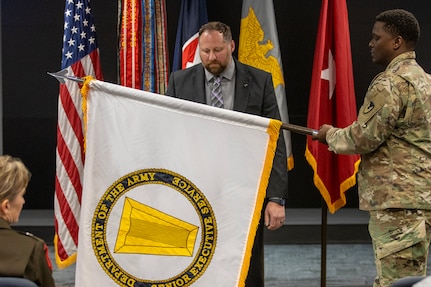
top-left (233, 61), bottom-right (251, 112)
top-left (190, 66), bottom-right (206, 104)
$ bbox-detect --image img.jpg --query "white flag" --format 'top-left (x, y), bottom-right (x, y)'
top-left (74, 79), bottom-right (281, 286)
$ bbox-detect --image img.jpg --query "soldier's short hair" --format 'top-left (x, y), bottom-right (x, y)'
top-left (0, 155), bottom-right (31, 202)
top-left (199, 21), bottom-right (233, 43)
top-left (376, 9), bottom-right (420, 44)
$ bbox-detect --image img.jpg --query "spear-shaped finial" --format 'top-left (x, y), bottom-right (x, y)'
top-left (47, 69), bottom-right (84, 84)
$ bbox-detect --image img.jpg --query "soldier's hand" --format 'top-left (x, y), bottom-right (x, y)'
top-left (312, 124), bottom-right (333, 145)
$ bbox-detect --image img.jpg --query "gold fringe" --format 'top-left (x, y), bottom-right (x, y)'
top-left (238, 119), bottom-right (282, 285)
top-left (80, 76), bottom-right (95, 152)
top-left (53, 234), bottom-right (77, 269)
top-left (304, 144), bottom-right (360, 214)
top-left (287, 155), bottom-right (294, 170)
top-left (53, 75), bottom-right (95, 270)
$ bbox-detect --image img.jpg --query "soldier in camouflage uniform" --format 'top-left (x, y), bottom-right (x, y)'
top-left (313, 9), bottom-right (431, 287)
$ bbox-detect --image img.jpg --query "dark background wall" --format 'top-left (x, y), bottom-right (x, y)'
top-left (1, 1), bottom-right (430, 210)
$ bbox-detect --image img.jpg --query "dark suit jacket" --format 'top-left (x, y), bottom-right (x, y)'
top-left (166, 59), bottom-right (288, 199)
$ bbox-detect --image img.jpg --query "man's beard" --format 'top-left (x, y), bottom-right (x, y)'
top-left (204, 61), bottom-right (226, 75)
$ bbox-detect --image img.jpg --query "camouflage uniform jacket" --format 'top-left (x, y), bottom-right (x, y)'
top-left (326, 51), bottom-right (431, 211)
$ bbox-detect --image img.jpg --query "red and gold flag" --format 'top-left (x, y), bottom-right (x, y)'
top-left (119, 0), bottom-right (142, 89)
top-left (305, 0), bottom-right (360, 213)
top-left (119, 0), bottom-right (169, 93)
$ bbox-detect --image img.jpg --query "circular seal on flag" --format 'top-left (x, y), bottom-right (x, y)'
top-left (91, 168), bottom-right (217, 286)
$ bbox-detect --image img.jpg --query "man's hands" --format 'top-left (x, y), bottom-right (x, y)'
top-left (264, 201), bottom-right (285, 230)
top-left (312, 124), bottom-right (333, 145)
top-left (263, 123), bottom-right (334, 231)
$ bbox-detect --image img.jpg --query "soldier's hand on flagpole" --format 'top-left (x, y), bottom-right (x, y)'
top-left (312, 124), bottom-right (334, 145)
top-left (264, 202), bottom-right (285, 230)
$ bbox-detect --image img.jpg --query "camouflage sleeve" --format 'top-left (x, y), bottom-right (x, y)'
top-left (326, 72), bottom-right (404, 154)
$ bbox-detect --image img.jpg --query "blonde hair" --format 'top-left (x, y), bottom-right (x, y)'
top-left (0, 155), bottom-right (31, 202)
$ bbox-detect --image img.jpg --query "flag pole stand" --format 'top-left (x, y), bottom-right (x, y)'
top-left (321, 199), bottom-right (327, 287)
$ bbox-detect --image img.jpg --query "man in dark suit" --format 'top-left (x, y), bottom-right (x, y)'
top-left (166, 21), bottom-right (288, 287)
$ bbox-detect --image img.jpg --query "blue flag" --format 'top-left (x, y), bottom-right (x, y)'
top-left (172, 0), bottom-right (208, 72)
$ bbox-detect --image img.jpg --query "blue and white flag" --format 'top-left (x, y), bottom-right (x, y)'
top-left (172, 0), bottom-right (208, 72)
top-left (74, 79), bottom-right (281, 286)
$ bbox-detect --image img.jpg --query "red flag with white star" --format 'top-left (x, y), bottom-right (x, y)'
top-left (305, 0), bottom-right (360, 213)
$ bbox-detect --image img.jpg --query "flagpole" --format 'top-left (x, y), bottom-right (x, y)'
top-left (321, 199), bottom-right (327, 287)
top-left (47, 70), bottom-right (84, 84)
top-left (46, 71), bottom-right (320, 138)
top-left (281, 123), bottom-right (317, 136)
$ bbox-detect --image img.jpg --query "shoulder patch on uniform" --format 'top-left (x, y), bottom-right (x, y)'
top-left (18, 230), bottom-right (34, 237)
top-left (18, 230), bottom-right (44, 242)
top-left (363, 101), bottom-right (375, 114)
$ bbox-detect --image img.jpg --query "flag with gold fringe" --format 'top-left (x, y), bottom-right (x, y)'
top-left (74, 78), bottom-right (281, 286)
top-left (305, 0), bottom-right (360, 213)
top-left (239, 0), bottom-right (293, 170)
top-left (54, 0), bottom-right (103, 269)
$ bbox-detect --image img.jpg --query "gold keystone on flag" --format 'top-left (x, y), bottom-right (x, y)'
top-left (114, 197), bottom-right (198, 256)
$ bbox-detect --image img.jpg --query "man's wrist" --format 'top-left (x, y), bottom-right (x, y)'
top-left (267, 197), bottom-right (286, 206)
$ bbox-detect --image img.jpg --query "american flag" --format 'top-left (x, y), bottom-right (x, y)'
top-left (54, 0), bottom-right (103, 268)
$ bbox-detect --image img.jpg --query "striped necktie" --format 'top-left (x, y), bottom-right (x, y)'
top-left (210, 76), bottom-right (223, 108)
